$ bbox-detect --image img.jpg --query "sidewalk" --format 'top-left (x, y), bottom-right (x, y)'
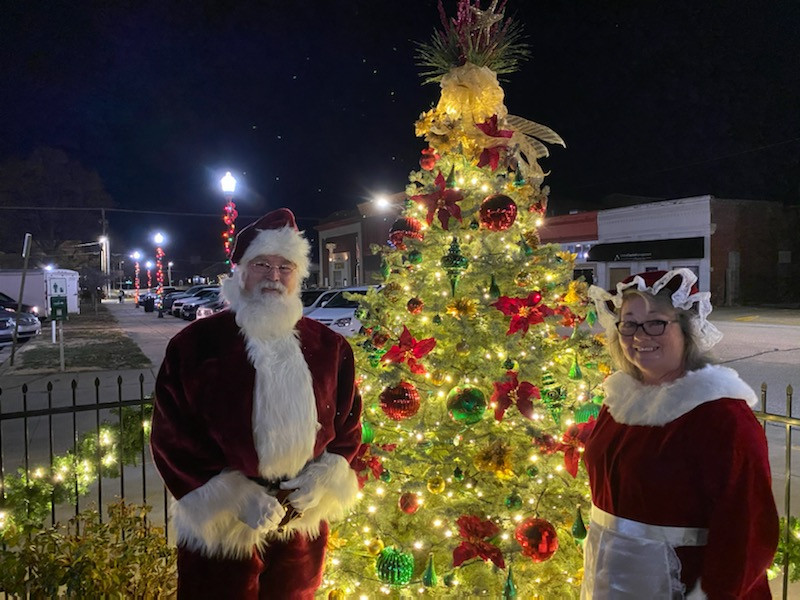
top-left (710, 305), bottom-right (800, 327)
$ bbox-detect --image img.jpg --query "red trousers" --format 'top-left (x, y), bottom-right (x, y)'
top-left (176, 523), bottom-right (328, 599)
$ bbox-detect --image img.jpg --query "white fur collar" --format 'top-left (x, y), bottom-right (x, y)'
top-left (603, 364), bottom-right (758, 426)
top-left (246, 334), bottom-right (319, 479)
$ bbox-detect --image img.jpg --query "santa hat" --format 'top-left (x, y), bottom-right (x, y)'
top-left (230, 208), bottom-right (310, 279)
top-left (588, 268), bottom-right (722, 352)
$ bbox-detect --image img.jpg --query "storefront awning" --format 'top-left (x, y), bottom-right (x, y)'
top-left (587, 237), bottom-right (704, 262)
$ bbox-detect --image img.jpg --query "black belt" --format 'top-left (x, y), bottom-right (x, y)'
top-left (248, 476), bottom-right (283, 493)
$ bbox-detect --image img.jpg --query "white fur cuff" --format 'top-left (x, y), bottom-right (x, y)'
top-left (170, 470), bottom-right (268, 559)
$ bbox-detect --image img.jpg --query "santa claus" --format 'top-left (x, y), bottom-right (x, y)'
top-left (151, 208), bottom-right (362, 599)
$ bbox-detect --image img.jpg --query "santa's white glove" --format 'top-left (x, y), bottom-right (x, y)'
top-left (280, 470), bottom-right (325, 512)
top-left (238, 491), bottom-right (286, 532)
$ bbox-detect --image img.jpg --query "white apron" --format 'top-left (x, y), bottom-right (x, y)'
top-left (582, 505), bottom-right (708, 599)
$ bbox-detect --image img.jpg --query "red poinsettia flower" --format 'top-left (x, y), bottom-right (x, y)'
top-left (491, 370), bottom-right (541, 421)
top-left (491, 291), bottom-right (555, 335)
top-left (453, 515), bottom-right (505, 569)
top-left (475, 115), bottom-right (514, 171)
top-left (352, 442), bottom-right (398, 487)
top-left (381, 326), bottom-right (436, 374)
top-left (555, 418), bottom-right (596, 478)
top-left (411, 171), bottom-right (464, 230)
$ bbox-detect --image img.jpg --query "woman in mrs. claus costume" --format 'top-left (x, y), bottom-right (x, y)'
top-left (582, 269), bottom-right (778, 599)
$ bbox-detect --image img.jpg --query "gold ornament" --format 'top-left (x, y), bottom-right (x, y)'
top-left (522, 229), bottom-right (540, 249)
top-left (328, 590), bottom-right (346, 600)
top-left (514, 271), bottom-right (532, 287)
top-left (598, 362), bottom-right (613, 376)
top-left (382, 282), bottom-right (403, 302)
top-left (446, 297), bottom-right (478, 320)
top-left (427, 476), bottom-right (446, 494)
top-left (365, 537), bottom-right (385, 555)
top-left (430, 370), bottom-right (446, 386)
top-left (473, 440), bottom-right (514, 479)
top-left (415, 109), bottom-right (436, 137)
top-left (456, 340), bottom-right (470, 355)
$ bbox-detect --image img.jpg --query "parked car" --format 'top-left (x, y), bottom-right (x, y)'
top-left (135, 287), bottom-right (177, 307)
top-left (162, 285), bottom-right (219, 311)
top-left (180, 290), bottom-right (221, 320)
top-left (196, 298), bottom-right (230, 319)
top-left (171, 287), bottom-right (219, 317)
top-left (0, 291), bottom-right (39, 317)
top-left (0, 308), bottom-right (42, 344)
top-left (302, 289), bottom-right (339, 316)
top-left (305, 286), bottom-right (375, 337)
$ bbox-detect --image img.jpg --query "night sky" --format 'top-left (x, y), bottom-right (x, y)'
top-left (2, 1), bottom-right (798, 270)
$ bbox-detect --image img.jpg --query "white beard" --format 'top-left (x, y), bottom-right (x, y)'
top-left (234, 286), bottom-right (303, 340)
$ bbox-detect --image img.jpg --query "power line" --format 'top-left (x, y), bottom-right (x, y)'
top-left (0, 205), bottom-right (322, 220)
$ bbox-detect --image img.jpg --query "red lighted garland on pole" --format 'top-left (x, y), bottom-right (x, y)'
top-left (220, 172), bottom-right (238, 270)
top-left (155, 246), bottom-right (165, 307)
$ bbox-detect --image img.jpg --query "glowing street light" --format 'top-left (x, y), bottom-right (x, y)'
top-left (98, 235), bottom-right (111, 297)
top-left (130, 251), bottom-right (142, 305)
top-left (220, 171), bottom-right (238, 269)
top-left (167, 261), bottom-right (174, 287)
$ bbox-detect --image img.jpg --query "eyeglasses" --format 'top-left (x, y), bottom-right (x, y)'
top-left (248, 262), bottom-right (296, 275)
top-left (616, 320), bottom-right (677, 337)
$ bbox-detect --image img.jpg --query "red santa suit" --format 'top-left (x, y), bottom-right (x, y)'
top-left (582, 364), bottom-right (778, 599)
top-left (151, 208), bottom-right (362, 599)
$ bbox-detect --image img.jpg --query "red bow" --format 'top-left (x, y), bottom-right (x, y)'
top-left (475, 115), bottom-right (513, 171)
top-left (491, 292), bottom-right (555, 335)
top-left (491, 370), bottom-right (541, 421)
top-left (411, 171), bottom-right (464, 230)
top-left (381, 326), bottom-right (436, 374)
top-left (453, 515), bottom-right (505, 569)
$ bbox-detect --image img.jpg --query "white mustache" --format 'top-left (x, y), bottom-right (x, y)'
top-left (260, 281), bottom-right (286, 293)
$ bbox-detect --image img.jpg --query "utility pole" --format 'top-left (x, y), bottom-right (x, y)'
top-left (10, 233), bottom-right (33, 366)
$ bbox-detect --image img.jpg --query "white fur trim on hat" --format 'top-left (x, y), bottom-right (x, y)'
top-left (240, 225), bottom-right (311, 280)
top-left (588, 268), bottom-right (722, 352)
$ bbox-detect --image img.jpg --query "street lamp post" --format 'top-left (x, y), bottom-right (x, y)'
top-left (220, 171), bottom-right (238, 270)
top-left (167, 261), bottom-right (174, 287)
top-left (153, 232), bottom-right (166, 317)
top-left (98, 235), bottom-right (111, 298)
top-left (130, 251), bottom-right (142, 306)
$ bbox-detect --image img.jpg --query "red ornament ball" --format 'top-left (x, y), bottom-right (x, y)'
top-left (479, 194), bottom-right (518, 231)
top-left (419, 148), bottom-right (440, 171)
top-left (398, 492), bottom-right (421, 514)
top-left (379, 382), bottom-right (421, 420)
top-left (515, 517), bottom-right (559, 562)
top-left (389, 217), bottom-right (424, 250)
top-left (406, 297), bottom-right (424, 314)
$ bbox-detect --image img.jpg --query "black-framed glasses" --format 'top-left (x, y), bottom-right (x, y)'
top-left (616, 320), bottom-right (677, 337)
top-left (249, 262), bottom-right (296, 275)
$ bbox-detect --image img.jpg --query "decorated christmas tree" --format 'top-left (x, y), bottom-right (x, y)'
top-left (321, 1), bottom-right (609, 596)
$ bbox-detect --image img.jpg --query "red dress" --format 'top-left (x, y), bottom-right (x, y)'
top-left (582, 365), bottom-right (778, 599)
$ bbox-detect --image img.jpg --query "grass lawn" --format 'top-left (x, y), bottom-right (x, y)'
top-left (8, 302), bottom-right (151, 372)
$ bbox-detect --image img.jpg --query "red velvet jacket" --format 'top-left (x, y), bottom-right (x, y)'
top-left (151, 311), bottom-right (362, 557)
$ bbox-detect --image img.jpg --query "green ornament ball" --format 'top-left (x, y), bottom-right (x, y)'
top-left (380, 469), bottom-right (392, 482)
top-left (361, 420), bottom-right (375, 444)
top-left (469, 219), bottom-right (480, 230)
top-left (375, 546), bottom-right (415, 586)
top-left (407, 249), bottom-right (423, 264)
top-left (526, 465), bottom-right (539, 478)
top-left (446, 386), bottom-right (487, 425)
top-left (354, 307), bottom-right (368, 321)
top-left (505, 493), bottom-right (523, 509)
top-left (453, 466), bottom-right (465, 481)
top-left (432, 314), bottom-right (442, 325)
top-left (443, 572), bottom-right (458, 587)
top-left (503, 357), bottom-right (518, 370)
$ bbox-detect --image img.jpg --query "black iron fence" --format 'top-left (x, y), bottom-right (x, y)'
top-left (753, 382), bottom-right (798, 600)
top-left (0, 374), bottom-right (169, 543)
